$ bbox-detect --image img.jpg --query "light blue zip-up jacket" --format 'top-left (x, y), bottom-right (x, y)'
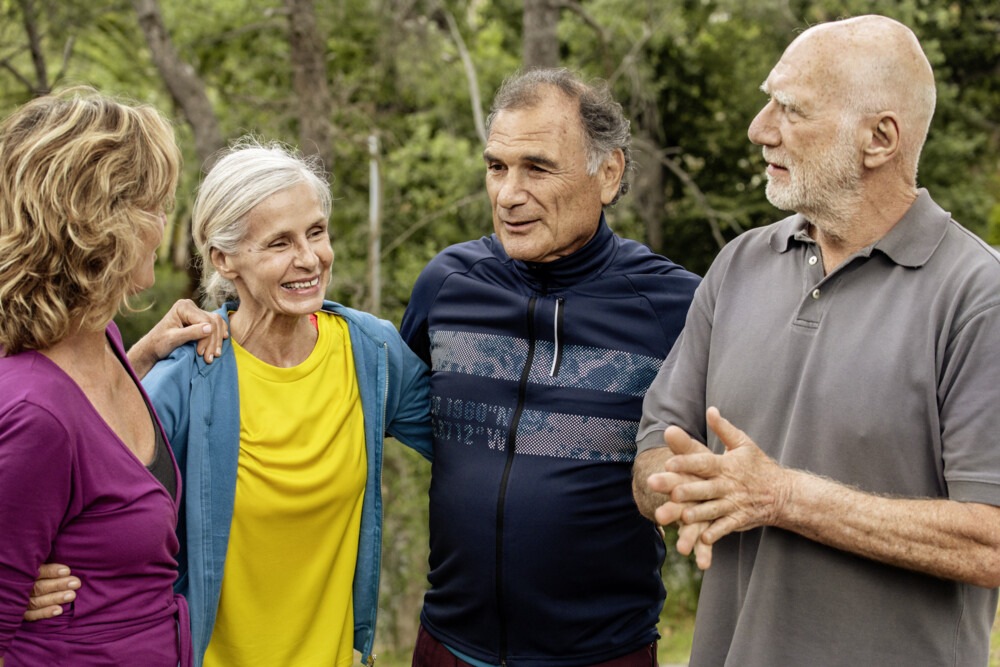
top-left (142, 301), bottom-right (433, 666)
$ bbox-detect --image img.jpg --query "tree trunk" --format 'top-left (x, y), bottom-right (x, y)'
top-left (132, 0), bottom-right (223, 166)
top-left (132, 0), bottom-right (224, 294)
top-left (285, 0), bottom-right (334, 171)
top-left (523, 0), bottom-right (559, 68)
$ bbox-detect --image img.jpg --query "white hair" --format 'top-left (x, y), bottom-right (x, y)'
top-left (193, 137), bottom-right (331, 307)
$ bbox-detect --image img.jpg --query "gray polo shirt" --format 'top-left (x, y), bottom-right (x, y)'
top-left (638, 190), bottom-right (1000, 667)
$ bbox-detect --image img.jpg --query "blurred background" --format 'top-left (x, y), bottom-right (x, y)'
top-left (2, 0), bottom-right (997, 662)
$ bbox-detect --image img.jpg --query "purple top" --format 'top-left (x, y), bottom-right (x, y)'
top-left (0, 324), bottom-right (191, 666)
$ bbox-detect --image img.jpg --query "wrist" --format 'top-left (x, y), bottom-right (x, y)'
top-left (126, 337), bottom-right (157, 379)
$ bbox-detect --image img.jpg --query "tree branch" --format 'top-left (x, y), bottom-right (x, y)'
top-left (0, 58), bottom-right (36, 93)
top-left (556, 0), bottom-right (609, 45)
top-left (16, 0), bottom-right (48, 94)
top-left (284, 0), bottom-right (334, 169)
top-left (131, 0), bottom-right (223, 166)
top-left (438, 7), bottom-right (486, 145)
top-left (634, 136), bottom-right (742, 249)
top-left (382, 192), bottom-right (483, 258)
top-left (51, 35), bottom-right (76, 89)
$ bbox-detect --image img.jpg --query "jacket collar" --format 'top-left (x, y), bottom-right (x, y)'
top-left (499, 213), bottom-right (617, 291)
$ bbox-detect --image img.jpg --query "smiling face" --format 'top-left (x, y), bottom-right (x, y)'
top-left (483, 88), bottom-right (622, 263)
top-left (211, 181), bottom-right (332, 319)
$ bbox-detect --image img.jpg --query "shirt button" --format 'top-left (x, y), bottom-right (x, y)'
top-left (812, 289), bottom-right (821, 299)
top-left (808, 256), bottom-right (818, 265)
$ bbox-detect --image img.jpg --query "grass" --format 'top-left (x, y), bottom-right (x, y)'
top-left (369, 608), bottom-right (1000, 666)
top-left (658, 610), bottom-right (695, 664)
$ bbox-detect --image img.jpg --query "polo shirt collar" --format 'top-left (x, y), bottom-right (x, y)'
top-left (767, 189), bottom-right (948, 268)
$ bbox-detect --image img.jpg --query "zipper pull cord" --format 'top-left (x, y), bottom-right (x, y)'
top-left (549, 297), bottom-right (564, 377)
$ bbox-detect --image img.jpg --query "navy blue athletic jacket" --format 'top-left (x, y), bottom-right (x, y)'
top-left (400, 217), bottom-right (700, 667)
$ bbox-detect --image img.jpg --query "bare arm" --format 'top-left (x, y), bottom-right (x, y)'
top-left (23, 564), bottom-right (80, 622)
top-left (632, 446), bottom-right (674, 521)
top-left (127, 299), bottom-right (227, 379)
top-left (777, 471), bottom-right (1000, 587)
top-left (655, 407), bottom-right (1000, 587)
top-left (633, 434), bottom-right (715, 570)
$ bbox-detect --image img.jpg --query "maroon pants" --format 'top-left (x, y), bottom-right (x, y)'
top-left (412, 624), bottom-right (658, 667)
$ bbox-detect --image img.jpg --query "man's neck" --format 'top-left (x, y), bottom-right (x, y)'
top-left (809, 184), bottom-right (918, 274)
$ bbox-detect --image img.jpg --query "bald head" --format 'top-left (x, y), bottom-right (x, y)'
top-left (787, 15), bottom-right (936, 176)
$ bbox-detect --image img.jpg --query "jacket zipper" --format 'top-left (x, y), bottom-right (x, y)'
top-left (496, 296), bottom-right (537, 666)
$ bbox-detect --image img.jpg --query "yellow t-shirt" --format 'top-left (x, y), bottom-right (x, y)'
top-left (204, 312), bottom-right (366, 667)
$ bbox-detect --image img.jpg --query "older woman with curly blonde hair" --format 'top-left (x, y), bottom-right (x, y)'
top-left (0, 89), bottom-right (192, 666)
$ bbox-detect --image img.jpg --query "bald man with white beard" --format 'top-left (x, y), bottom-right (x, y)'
top-left (634, 15), bottom-right (1000, 667)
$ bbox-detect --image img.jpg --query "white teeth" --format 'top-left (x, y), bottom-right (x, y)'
top-left (283, 278), bottom-right (319, 289)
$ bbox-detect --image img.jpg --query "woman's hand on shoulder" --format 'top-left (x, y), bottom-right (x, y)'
top-left (128, 299), bottom-right (229, 378)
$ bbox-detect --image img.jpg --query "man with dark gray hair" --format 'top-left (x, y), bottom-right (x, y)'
top-left (634, 15), bottom-right (1000, 666)
top-left (402, 68), bottom-right (700, 666)
top-left (25, 68), bottom-right (701, 666)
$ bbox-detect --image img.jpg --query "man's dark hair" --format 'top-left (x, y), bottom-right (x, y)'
top-left (486, 68), bottom-right (633, 205)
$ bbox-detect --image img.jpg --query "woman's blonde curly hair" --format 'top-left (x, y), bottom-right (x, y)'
top-left (0, 88), bottom-right (181, 354)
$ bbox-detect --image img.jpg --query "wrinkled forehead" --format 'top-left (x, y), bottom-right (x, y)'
top-left (486, 97), bottom-right (587, 157)
top-left (763, 31), bottom-right (853, 102)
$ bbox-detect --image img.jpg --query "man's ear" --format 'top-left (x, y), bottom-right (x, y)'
top-left (863, 113), bottom-right (901, 169)
top-left (210, 247), bottom-right (239, 280)
top-left (598, 149), bottom-right (626, 206)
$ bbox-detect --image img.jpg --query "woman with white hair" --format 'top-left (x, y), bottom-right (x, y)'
top-left (141, 137), bottom-right (432, 666)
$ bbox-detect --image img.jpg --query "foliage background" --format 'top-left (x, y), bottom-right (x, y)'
top-left (3, 0), bottom-right (997, 660)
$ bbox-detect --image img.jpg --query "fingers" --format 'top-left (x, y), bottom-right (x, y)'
top-left (185, 322), bottom-right (224, 364)
top-left (24, 603), bottom-right (66, 622)
top-left (664, 453), bottom-right (719, 479)
top-left (645, 471), bottom-right (689, 495)
top-left (24, 566), bottom-right (80, 622)
top-left (203, 312), bottom-right (228, 360)
top-left (648, 469), bottom-right (718, 506)
top-left (31, 575), bottom-right (80, 598)
top-left (663, 422), bottom-right (716, 477)
top-left (654, 499), bottom-right (686, 526)
top-left (677, 519), bottom-right (715, 570)
top-left (163, 300), bottom-right (227, 364)
top-left (25, 586), bottom-right (77, 611)
top-left (675, 520), bottom-right (705, 556)
top-left (693, 538), bottom-right (714, 570)
top-left (35, 563), bottom-right (70, 579)
top-left (664, 425), bottom-right (710, 456)
top-left (701, 516), bottom-right (741, 546)
top-left (706, 406), bottom-right (753, 452)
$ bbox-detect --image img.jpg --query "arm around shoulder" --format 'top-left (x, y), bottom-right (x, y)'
top-left (378, 318), bottom-right (433, 461)
top-left (128, 300), bottom-right (228, 379)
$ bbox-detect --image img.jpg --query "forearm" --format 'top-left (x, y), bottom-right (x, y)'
top-left (632, 445), bottom-right (673, 520)
top-left (780, 471), bottom-right (1000, 587)
top-left (126, 336), bottom-right (158, 380)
